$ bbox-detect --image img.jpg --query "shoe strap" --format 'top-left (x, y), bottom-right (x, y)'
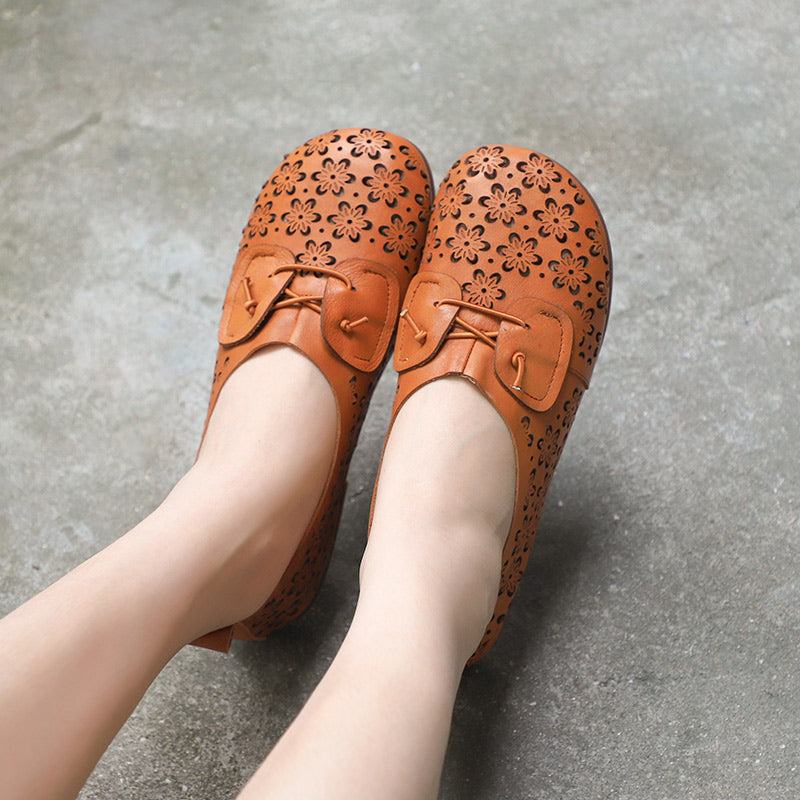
top-left (394, 270), bottom-right (587, 412)
top-left (218, 242), bottom-right (400, 373)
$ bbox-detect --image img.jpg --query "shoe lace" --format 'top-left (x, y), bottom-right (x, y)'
top-left (241, 263), bottom-right (370, 333)
top-left (400, 297), bottom-right (530, 390)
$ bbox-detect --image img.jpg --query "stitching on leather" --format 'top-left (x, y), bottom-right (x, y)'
top-left (344, 267), bottom-right (393, 365)
top-left (396, 278), bottom-right (440, 364)
top-left (521, 311), bottom-right (563, 404)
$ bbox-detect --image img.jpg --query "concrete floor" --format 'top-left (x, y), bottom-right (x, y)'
top-left (2, 0), bottom-right (799, 797)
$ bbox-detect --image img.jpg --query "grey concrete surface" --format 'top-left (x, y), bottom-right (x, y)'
top-left (1, 0), bottom-right (799, 797)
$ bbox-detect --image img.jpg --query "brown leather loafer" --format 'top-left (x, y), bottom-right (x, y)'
top-left (390, 145), bottom-right (611, 663)
top-left (193, 129), bottom-right (433, 651)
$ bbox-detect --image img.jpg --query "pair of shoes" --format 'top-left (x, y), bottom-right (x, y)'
top-left (191, 130), bottom-right (611, 662)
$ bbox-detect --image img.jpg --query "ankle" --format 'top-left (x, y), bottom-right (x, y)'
top-left (363, 377), bottom-right (514, 662)
top-left (197, 346), bottom-right (337, 474)
top-left (372, 377), bottom-right (515, 542)
top-left (358, 519), bottom-right (503, 668)
top-left (150, 466), bottom-right (310, 634)
top-left (160, 346), bottom-right (340, 634)
top-left (127, 449), bottom-right (332, 641)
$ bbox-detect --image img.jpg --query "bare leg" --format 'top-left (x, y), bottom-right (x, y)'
top-left (0, 347), bottom-right (337, 800)
top-left (238, 377), bottom-right (516, 800)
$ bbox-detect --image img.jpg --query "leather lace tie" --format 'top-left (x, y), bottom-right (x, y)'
top-left (242, 263), bottom-right (369, 334)
top-left (401, 297), bottom-right (530, 392)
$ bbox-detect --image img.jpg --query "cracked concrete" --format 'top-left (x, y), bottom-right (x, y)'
top-left (2, 1), bottom-right (799, 798)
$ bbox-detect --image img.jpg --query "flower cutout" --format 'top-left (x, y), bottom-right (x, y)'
top-left (328, 201), bottom-right (371, 241)
top-left (595, 274), bottom-right (610, 309)
top-left (462, 268), bottom-right (505, 308)
top-left (497, 232), bottom-right (542, 276)
top-left (437, 179), bottom-right (472, 219)
top-left (272, 160), bottom-right (305, 195)
top-left (561, 391), bottom-right (581, 433)
top-left (519, 415), bottom-right (535, 448)
top-left (586, 225), bottom-right (609, 263)
top-left (478, 183), bottom-right (526, 225)
top-left (363, 164), bottom-right (408, 206)
top-left (379, 214), bottom-right (418, 257)
top-left (526, 468), bottom-right (541, 503)
top-left (347, 128), bottom-right (390, 159)
top-left (399, 142), bottom-right (424, 172)
top-left (304, 131), bottom-right (341, 156)
top-left (281, 198), bottom-right (320, 235)
top-left (572, 300), bottom-right (596, 346)
top-left (516, 154), bottom-right (562, 192)
top-left (445, 222), bottom-right (490, 263)
top-left (537, 425), bottom-right (560, 467)
top-left (533, 197), bottom-right (579, 242)
top-left (500, 551), bottom-right (525, 597)
top-left (297, 240), bottom-right (335, 268)
top-left (424, 231), bottom-right (441, 263)
top-left (244, 201), bottom-right (275, 237)
top-left (465, 145), bottom-right (509, 179)
top-left (312, 158), bottom-right (355, 195)
top-left (548, 248), bottom-right (590, 294)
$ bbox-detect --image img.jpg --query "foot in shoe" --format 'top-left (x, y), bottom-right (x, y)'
top-left (364, 377), bottom-right (516, 664)
top-left (191, 128), bottom-right (433, 647)
top-left (182, 346), bottom-right (338, 633)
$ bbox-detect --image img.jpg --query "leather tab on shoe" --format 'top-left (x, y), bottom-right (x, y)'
top-left (321, 258), bottom-right (400, 373)
top-left (394, 272), bottom-right (461, 372)
top-left (495, 297), bottom-right (574, 412)
top-left (191, 625), bottom-right (234, 653)
top-left (218, 244), bottom-right (296, 346)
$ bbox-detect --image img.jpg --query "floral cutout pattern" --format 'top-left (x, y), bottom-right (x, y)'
top-left (462, 268), bottom-right (505, 308)
top-left (466, 145), bottom-right (510, 179)
top-left (379, 214), bottom-right (418, 258)
top-left (497, 232), bottom-right (542, 276)
top-left (303, 131), bottom-right (341, 156)
top-left (421, 145), bottom-right (610, 381)
top-left (272, 160), bottom-right (305, 195)
top-left (536, 424), bottom-right (561, 467)
top-left (445, 222), bottom-right (490, 263)
top-left (311, 157), bottom-right (355, 195)
top-left (437, 179), bottom-right (472, 219)
top-left (573, 299), bottom-right (603, 364)
top-left (586, 224), bottom-right (610, 264)
top-left (516, 153), bottom-right (562, 192)
top-left (297, 240), bottom-right (334, 268)
top-left (478, 183), bottom-right (526, 225)
top-left (363, 164), bottom-right (408, 206)
top-left (327, 201), bottom-right (371, 241)
top-left (237, 128), bottom-right (432, 275)
top-left (282, 199), bottom-right (321, 235)
top-left (346, 128), bottom-right (391, 159)
top-left (533, 197), bottom-right (580, 242)
top-left (548, 248), bottom-right (591, 294)
top-left (244, 201), bottom-right (275, 238)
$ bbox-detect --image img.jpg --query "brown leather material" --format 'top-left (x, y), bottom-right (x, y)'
top-left (193, 129), bottom-right (432, 651)
top-left (321, 257), bottom-right (401, 373)
top-left (386, 145), bottom-right (612, 664)
top-left (192, 626), bottom-right (234, 652)
top-left (493, 297), bottom-right (574, 412)
top-left (218, 244), bottom-right (296, 346)
top-left (393, 272), bottom-right (461, 370)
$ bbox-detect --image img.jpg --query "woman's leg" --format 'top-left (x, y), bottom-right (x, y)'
top-left (238, 377), bottom-right (516, 800)
top-left (0, 347), bottom-right (337, 800)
